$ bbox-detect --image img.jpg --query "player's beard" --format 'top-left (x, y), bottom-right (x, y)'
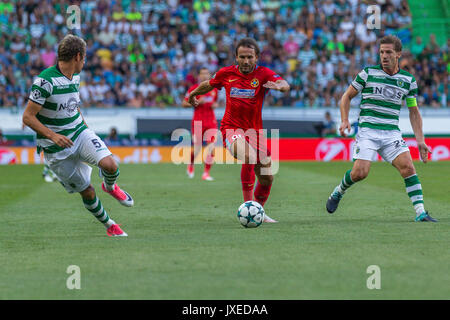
top-left (240, 64), bottom-right (255, 74)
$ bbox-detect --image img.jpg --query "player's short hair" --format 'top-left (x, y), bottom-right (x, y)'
top-left (235, 38), bottom-right (260, 56)
top-left (379, 35), bottom-right (402, 52)
top-left (57, 34), bottom-right (86, 62)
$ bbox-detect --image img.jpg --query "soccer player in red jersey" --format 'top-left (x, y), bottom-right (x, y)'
top-left (182, 67), bottom-right (219, 181)
top-left (187, 38), bottom-right (290, 222)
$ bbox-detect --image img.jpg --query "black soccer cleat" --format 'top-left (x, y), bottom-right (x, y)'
top-left (326, 188), bottom-right (342, 214)
top-left (415, 211), bottom-right (438, 222)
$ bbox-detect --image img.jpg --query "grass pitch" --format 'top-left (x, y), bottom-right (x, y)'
top-left (0, 162), bottom-right (449, 299)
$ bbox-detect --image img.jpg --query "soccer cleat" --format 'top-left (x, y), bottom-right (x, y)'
top-left (263, 213), bottom-right (278, 223)
top-left (43, 174), bottom-right (55, 183)
top-left (187, 165), bottom-right (194, 179)
top-left (415, 211), bottom-right (438, 222)
top-left (202, 172), bottom-right (214, 181)
top-left (101, 182), bottom-right (134, 207)
top-left (106, 224), bottom-right (128, 237)
top-left (326, 187), bottom-right (343, 214)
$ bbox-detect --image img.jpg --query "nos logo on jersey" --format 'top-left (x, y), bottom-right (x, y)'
top-left (374, 86), bottom-right (403, 100)
top-left (59, 97), bottom-right (80, 115)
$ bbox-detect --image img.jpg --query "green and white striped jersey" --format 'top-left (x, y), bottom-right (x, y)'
top-left (351, 65), bottom-right (418, 131)
top-left (29, 65), bottom-right (87, 153)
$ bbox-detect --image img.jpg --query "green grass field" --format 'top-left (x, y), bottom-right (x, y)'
top-left (0, 162), bottom-right (449, 299)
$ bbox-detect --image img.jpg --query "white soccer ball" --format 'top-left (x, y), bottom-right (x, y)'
top-left (237, 201), bottom-right (265, 228)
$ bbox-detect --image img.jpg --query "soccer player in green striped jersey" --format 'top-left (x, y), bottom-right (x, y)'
top-left (326, 35), bottom-right (437, 222)
top-left (23, 34), bottom-right (135, 236)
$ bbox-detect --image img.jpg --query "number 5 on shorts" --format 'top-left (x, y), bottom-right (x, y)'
top-left (91, 139), bottom-right (102, 148)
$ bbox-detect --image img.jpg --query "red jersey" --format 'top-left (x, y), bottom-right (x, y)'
top-left (209, 65), bottom-right (283, 130)
top-left (185, 84), bottom-right (218, 123)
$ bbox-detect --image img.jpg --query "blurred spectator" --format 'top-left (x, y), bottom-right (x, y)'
top-left (314, 111), bottom-right (337, 137)
top-left (0, 128), bottom-right (8, 145)
top-left (0, 0), bottom-right (447, 109)
top-left (104, 127), bottom-right (121, 146)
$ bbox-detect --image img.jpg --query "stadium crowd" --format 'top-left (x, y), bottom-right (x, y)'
top-left (0, 0), bottom-right (448, 109)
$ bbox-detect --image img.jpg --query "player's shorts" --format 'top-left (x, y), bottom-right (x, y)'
top-left (221, 127), bottom-right (271, 163)
top-left (44, 128), bottom-right (112, 193)
top-left (191, 120), bottom-right (217, 145)
top-left (353, 127), bottom-right (409, 163)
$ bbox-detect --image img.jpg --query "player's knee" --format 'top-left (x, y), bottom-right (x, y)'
top-left (99, 156), bottom-right (118, 174)
top-left (351, 169), bottom-right (368, 181)
top-left (401, 164), bottom-right (416, 177)
top-left (80, 185), bottom-right (96, 200)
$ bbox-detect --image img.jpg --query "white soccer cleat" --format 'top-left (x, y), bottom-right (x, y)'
top-left (187, 165), bottom-right (194, 179)
top-left (263, 213), bottom-right (278, 223)
top-left (44, 174), bottom-right (54, 183)
top-left (202, 172), bottom-right (214, 181)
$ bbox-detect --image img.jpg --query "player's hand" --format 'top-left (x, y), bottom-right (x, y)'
top-left (417, 141), bottom-right (431, 163)
top-left (262, 81), bottom-right (282, 91)
top-left (197, 96), bottom-right (205, 104)
top-left (339, 120), bottom-right (351, 137)
top-left (50, 133), bottom-right (74, 148)
top-left (188, 94), bottom-right (199, 107)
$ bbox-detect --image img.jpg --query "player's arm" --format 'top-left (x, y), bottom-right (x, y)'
top-left (188, 80), bottom-right (214, 107)
top-left (22, 100), bottom-right (73, 148)
top-left (339, 85), bottom-right (359, 137)
top-left (262, 79), bottom-right (290, 92)
top-left (182, 99), bottom-right (193, 108)
top-left (408, 105), bottom-right (430, 163)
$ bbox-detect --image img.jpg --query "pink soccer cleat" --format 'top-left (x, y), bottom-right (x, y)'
top-left (106, 224), bottom-right (128, 237)
top-left (101, 182), bottom-right (134, 207)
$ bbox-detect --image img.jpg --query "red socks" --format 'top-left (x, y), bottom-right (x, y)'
top-left (204, 153), bottom-right (213, 174)
top-left (254, 181), bottom-right (272, 207)
top-left (241, 164), bottom-right (255, 201)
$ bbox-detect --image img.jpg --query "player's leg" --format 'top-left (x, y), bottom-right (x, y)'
top-left (78, 129), bottom-right (134, 207)
top-left (390, 149), bottom-right (437, 222)
top-left (326, 159), bottom-right (372, 213)
top-left (202, 128), bottom-right (217, 181)
top-left (80, 184), bottom-right (127, 236)
top-left (187, 125), bottom-right (203, 178)
top-left (241, 163), bottom-right (255, 201)
top-left (42, 157), bottom-right (57, 182)
top-left (326, 132), bottom-right (377, 214)
top-left (47, 154), bottom-right (127, 236)
top-left (253, 158), bottom-right (277, 222)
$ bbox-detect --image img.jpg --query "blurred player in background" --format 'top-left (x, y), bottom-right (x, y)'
top-left (188, 38), bottom-right (290, 222)
top-left (182, 67), bottom-right (218, 181)
top-left (326, 35), bottom-right (437, 222)
top-left (22, 34), bottom-right (134, 237)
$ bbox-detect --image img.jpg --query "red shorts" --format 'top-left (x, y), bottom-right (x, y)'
top-left (221, 127), bottom-right (271, 162)
top-left (191, 120), bottom-right (217, 145)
